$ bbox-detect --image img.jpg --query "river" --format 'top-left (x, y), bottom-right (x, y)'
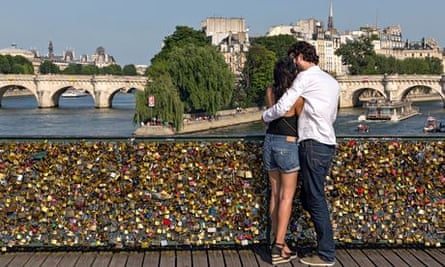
top-left (0, 94), bottom-right (444, 138)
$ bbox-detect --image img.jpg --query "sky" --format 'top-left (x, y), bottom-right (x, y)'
top-left (1, 0), bottom-right (444, 66)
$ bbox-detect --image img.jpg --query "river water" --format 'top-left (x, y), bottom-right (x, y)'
top-left (0, 94), bottom-right (444, 138)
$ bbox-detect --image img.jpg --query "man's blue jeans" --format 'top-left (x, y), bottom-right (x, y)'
top-left (299, 139), bottom-right (336, 262)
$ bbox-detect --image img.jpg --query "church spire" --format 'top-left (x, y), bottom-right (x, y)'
top-left (327, 0), bottom-right (334, 33)
top-left (48, 41), bottom-right (54, 59)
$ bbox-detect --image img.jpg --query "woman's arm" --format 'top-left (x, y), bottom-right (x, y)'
top-left (265, 86), bottom-right (275, 108)
top-left (295, 97), bottom-right (305, 116)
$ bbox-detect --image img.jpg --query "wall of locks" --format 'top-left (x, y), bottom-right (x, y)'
top-left (0, 138), bottom-right (443, 250)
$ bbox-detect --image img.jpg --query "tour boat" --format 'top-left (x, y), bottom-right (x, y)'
top-left (359, 99), bottom-right (420, 121)
top-left (423, 116), bottom-right (445, 133)
top-left (356, 123), bottom-right (369, 133)
top-left (61, 89), bottom-right (89, 98)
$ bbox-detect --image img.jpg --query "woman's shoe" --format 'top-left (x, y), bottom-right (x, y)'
top-left (271, 243), bottom-right (297, 265)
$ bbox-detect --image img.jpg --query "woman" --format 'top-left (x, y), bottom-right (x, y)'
top-left (263, 56), bottom-right (304, 265)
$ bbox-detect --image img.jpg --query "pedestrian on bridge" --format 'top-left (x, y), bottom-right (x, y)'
top-left (262, 41), bottom-right (340, 266)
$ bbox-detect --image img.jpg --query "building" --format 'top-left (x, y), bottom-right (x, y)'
top-left (0, 43), bottom-right (41, 73)
top-left (267, 16), bottom-right (344, 75)
top-left (0, 41), bottom-right (117, 73)
top-left (201, 17), bottom-right (250, 76)
top-left (343, 25), bottom-right (445, 73)
top-left (86, 46), bottom-right (116, 68)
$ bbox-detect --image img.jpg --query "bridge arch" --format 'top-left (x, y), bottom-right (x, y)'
top-left (395, 84), bottom-right (445, 102)
top-left (1, 74), bottom-right (443, 108)
top-left (0, 84), bottom-right (38, 107)
top-left (99, 86), bottom-right (137, 108)
top-left (337, 74), bottom-right (445, 108)
top-left (0, 74), bottom-right (148, 108)
top-left (349, 87), bottom-right (386, 107)
top-left (49, 86), bottom-right (94, 107)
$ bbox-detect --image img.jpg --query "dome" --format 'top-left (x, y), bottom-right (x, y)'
top-left (96, 46), bottom-right (105, 55)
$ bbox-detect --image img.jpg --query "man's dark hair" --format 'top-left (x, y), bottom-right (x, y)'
top-left (288, 41), bottom-right (319, 64)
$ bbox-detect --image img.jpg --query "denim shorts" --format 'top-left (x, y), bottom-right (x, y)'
top-left (263, 133), bottom-right (300, 173)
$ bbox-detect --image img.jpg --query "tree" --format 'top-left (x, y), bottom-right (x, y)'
top-left (81, 64), bottom-right (100, 75)
top-left (62, 64), bottom-right (83, 74)
top-left (166, 45), bottom-right (234, 115)
top-left (102, 64), bottom-right (122, 75)
top-left (375, 55), bottom-right (399, 75)
top-left (251, 34), bottom-right (297, 59)
top-left (122, 64), bottom-right (137, 75)
top-left (425, 57), bottom-right (443, 74)
top-left (11, 64), bottom-right (25, 74)
top-left (0, 56), bottom-right (11, 73)
top-left (335, 37), bottom-right (376, 75)
top-left (134, 73), bottom-right (184, 131)
top-left (0, 55), bottom-right (34, 74)
top-left (11, 55), bottom-right (34, 74)
top-left (335, 37), bottom-right (443, 75)
top-left (151, 25), bottom-right (209, 64)
top-left (39, 60), bottom-right (60, 74)
top-left (144, 25), bottom-right (234, 117)
top-left (241, 44), bottom-right (276, 107)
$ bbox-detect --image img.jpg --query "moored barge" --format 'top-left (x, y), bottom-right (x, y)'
top-left (359, 99), bottom-right (420, 121)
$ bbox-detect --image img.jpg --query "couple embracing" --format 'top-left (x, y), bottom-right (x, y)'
top-left (262, 41), bottom-right (340, 266)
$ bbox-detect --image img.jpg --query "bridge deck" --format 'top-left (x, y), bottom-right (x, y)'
top-left (1, 246), bottom-right (444, 267)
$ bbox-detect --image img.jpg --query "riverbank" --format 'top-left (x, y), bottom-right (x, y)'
top-left (133, 108), bottom-right (263, 136)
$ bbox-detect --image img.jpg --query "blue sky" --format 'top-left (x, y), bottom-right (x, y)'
top-left (1, 0), bottom-right (443, 66)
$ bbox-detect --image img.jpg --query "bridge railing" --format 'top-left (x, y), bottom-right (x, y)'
top-left (0, 136), bottom-right (443, 250)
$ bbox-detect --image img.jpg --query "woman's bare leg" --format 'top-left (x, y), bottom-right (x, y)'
top-left (268, 169), bottom-right (281, 243)
top-left (275, 171), bottom-right (298, 253)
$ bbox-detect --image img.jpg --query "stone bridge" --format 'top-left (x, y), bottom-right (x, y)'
top-left (0, 74), bottom-right (148, 108)
top-left (337, 74), bottom-right (445, 107)
top-left (1, 74), bottom-right (445, 109)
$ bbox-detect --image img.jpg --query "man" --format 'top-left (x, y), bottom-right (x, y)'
top-left (262, 41), bottom-right (339, 266)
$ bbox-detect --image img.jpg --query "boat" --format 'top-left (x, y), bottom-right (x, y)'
top-left (423, 116), bottom-right (445, 133)
top-left (357, 123), bottom-right (369, 133)
top-left (359, 99), bottom-right (420, 121)
top-left (61, 89), bottom-right (89, 98)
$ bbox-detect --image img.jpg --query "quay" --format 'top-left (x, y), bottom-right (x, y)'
top-left (133, 108), bottom-right (263, 135)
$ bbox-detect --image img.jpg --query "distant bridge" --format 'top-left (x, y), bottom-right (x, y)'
top-left (0, 74), bottom-right (444, 109)
top-left (0, 74), bottom-right (148, 108)
top-left (336, 74), bottom-right (445, 108)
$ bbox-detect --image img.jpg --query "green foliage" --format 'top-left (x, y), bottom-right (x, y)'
top-left (135, 25), bottom-right (235, 130)
top-left (11, 64), bottom-right (25, 74)
top-left (39, 60), bottom-right (60, 74)
top-left (241, 44), bottom-right (276, 107)
top-left (22, 63), bottom-right (34, 74)
top-left (61, 63), bottom-right (126, 75)
top-left (234, 36), bottom-right (295, 107)
top-left (335, 37), bottom-right (376, 75)
top-left (62, 64), bottom-right (83, 74)
top-left (151, 25), bottom-right (209, 64)
top-left (166, 45), bottom-right (234, 115)
top-left (134, 74), bottom-right (184, 131)
top-left (102, 64), bottom-right (122, 75)
top-left (81, 65), bottom-right (99, 75)
top-left (122, 64), bottom-right (137, 76)
top-left (0, 55), bottom-right (34, 74)
top-left (425, 57), bottom-right (443, 74)
top-left (251, 35), bottom-right (297, 59)
top-left (0, 56), bottom-right (11, 73)
top-left (335, 38), bottom-right (443, 75)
